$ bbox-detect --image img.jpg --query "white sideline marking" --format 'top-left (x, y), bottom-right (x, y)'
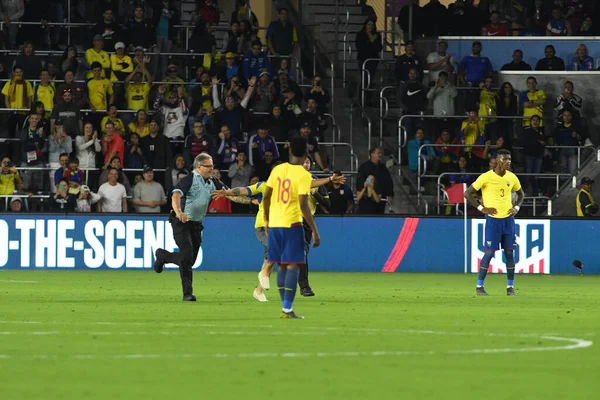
top-left (0, 336), bottom-right (592, 360)
top-left (0, 330), bottom-right (327, 336)
top-left (0, 279), bottom-right (37, 283)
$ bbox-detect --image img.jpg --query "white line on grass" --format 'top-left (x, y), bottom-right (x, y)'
top-left (0, 336), bottom-right (591, 360)
top-left (0, 279), bottom-right (38, 283)
top-left (0, 330), bottom-right (328, 336)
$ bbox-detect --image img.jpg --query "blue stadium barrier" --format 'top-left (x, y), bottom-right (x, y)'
top-left (0, 215), bottom-right (597, 274)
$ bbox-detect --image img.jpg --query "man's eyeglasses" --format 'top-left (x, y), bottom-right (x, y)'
top-left (200, 164), bottom-right (214, 168)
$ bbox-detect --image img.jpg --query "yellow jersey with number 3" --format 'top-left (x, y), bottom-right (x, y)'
top-left (472, 170), bottom-right (521, 219)
top-left (266, 163), bottom-right (312, 228)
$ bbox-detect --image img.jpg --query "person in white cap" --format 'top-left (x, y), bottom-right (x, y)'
top-left (110, 42), bottom-right (133, 109)
top-left (75, 185), bottom-right (101, 213)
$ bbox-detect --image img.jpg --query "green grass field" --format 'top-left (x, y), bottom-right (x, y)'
top-left (0, 271), bottom-right (598, 400)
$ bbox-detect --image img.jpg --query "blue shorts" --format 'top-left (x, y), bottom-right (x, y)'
top-left (484, 215), bottom-right (516, 251)
top-left (268, 225), bottom-right (305, 264)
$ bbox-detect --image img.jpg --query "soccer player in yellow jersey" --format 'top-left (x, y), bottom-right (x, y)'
top-left (464, 149), bottom-right (524, 296)
top-left (263, 136), bottom-right (319, 318)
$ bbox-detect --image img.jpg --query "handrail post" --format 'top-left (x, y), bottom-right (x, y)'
top-left (417, 144), bottom-right (422, 204)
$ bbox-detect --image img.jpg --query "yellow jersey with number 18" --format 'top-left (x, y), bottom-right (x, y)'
top-left (266, 163), bottom-right (312, 228)
top-left (472, 170), bottom-right (522, 219)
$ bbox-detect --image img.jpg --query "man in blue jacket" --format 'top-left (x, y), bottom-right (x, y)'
top-left (243, 40), bottom-right (270, 80)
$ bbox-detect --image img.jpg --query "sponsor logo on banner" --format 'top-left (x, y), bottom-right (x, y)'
top-left (0, 218), bottom-right (203, 270)
top-left (470, 219), bottom-right (550, 274)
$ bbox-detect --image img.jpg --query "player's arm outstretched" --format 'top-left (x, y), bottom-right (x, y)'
top-left (464, 185), bottom-right (497, 216)
top-left (311, 174), bottom-right (346, 188)
top-left (509, 187), bottom-right (525, 216)
top-left (299, 194), bottom-right (320, 247)
top-left (212, 187), bottom-right (258, 205)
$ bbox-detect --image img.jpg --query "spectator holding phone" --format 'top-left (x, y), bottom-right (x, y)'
top-left (356, 175), bottom-right (382, 214)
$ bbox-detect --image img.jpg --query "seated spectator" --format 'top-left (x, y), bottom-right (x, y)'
top-left (218, 52), bottom-right (242, 83)
top-left (25, 102), bottom-right (50, 137)
top-left (434, 128), bottom-right (459, 174)
top-left (76, 122), bottom-right (101, 170)
top-left (228, 151), bottom-right (253, 188)
top-left (253, 150), bottom-right (275, 181)
top-left (223, 75), bottom-right (247, 104)
top-left (98, 156), bottom-right (132, 193)
top-left (522, 115), bottom-right (545, 195)
top-left (449, 156), bottom-right (476, 185)
top-left (9, 197), bottom-right (24, 213)
top-left (280, 87), bottom-right (303, 133)
top-left (553, 110), bottom-right (586, 174)
top-left (124, 64), bottom-right (153, 111)
top-left (547, 7), bottom-right (572, 36)
top-left (395, 40), bottom-right (423, 83)
top-left (216, 125), bottom-right (240, 170)
top-left (566, 2), bottom-right (591, 34)
top-left (0, 158), bottom-right (23, 204)
top-left (501, 50), bottom-right (532, 71)
top-left (14, 41), bottom-right (43, 81)
top-left (274, 68), bottom-right (302, 103)
top-left (222, 22), bottom-right (241, 55)
top-left (165, 155), bottom-right (188, 195)
top-left (521, 76), bottom-right (546, 128)
top-left (243, 40), bottom-right (270, 80)
top-left (128, 110), bottom-right (151, 138)
top-left (407, 128), bottom-right (435, 182)
top-left (458, 41), bottom-right (493, 87)
top-left (279, 59), bottom-right (294, 81)
top-left (162, 64), bottom-right (186, 99)
top-left (248, 124), bottom-right (279, 166)
top-left (52, 153), bottom-right (70, 189)
top-left (214, 87), bottom-right (253, 140)
top-left (97, 168), bottom-right (128, 213)
top-left (249, 71), bottom-right (275, 113)
top-left (297, 122), bottom-right (327, 171)
top-left (481, 11), bottom-right (509, 36)
top-left (34, 69), bottom-right (55, 115)
top-left (305, 75), bottom-right (331, 113)
top-left (154, 85), bottom-right (188, 142)
top-left (325, 171), bottom-right (354, 215)
top-left (535, 45), bottom-right (566, 71)
top-left (568, 44), bottom-right (594, 71)
top-left (48, 180), bottom-right (77, 213)
top-left (101, 121), bottom-right (125, 166)
top-left (141, 118), bottom-right (173, 172)
top-left (55, 70), bottom-right (87, 109)
top-left (125, 133), bottom-right (146, 170)
top-left (208, 169), bottom-right (232, 214)
top-left (133, 167), bottom-right (166, 213)
top-left (101, 105), bottom-right (126, 136)
top-left (555, 80), bottom-right (583, 123)
top-left (357, 147), bottom-right (393, 213)
top-left (60, 47), bottom-right (83, 80)
top-left (457, 110), bottom-right (487, 171)
top-left (184, 120), bottom-right (216, 167)
top-left (20, 113), bottom-right (46, 191)
top-left (47, 124), bottom-right (73, 188)
top-left (237, 20), bottom-right (256, 54)
top-left (188, 73), bottom-right (217, 132)
top-left (580, 15), bottom-right (594, 35)
top-left (356, 175), bottom-right (382, 214)
top-left (63, 157), bottom-right (85, 195)
top-left (75, 185), bottom-right (101, 212)
top-left (302, 98), bottom-right (327, 142)
top-left (426, 40), bottom-right (456, 83)
top-left (85, 35), bottom-right (111, 80)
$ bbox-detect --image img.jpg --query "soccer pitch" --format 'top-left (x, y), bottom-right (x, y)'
top-left (0, 271), bottom-right (598, 400)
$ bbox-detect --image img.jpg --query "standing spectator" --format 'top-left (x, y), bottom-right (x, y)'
top-left (223, 76), bottom-right (247, 104)
top-left (93, 7), bottom-right (121, 51)
top-left (407, 128), bottom-right (435, 183)
top-left (51, 88), bottom-right (83, 139)
top-left (19, 113), bottom-right (45, 191)
top-left (397, 0), bottom-right (423, 37)
top-left (133, 167), bottom-right (167, 213)
top-left (152, 0), bottom-right (179, 80)
top-left (14, 41), bottom-right (43, 81)
top-left (97, 168), bottom-right (127, 213)
top-left (184, 120), bottom-right (216, 167)
top-left (481, 11), bottom-right (509, 36)
top-left (60, 47), bottom-right (82, 80)
top-left (253, 150), bottom-right (274, 181)
top-left (222, 22), bottom-right (241, 55)
top-left (125, 64), bottom-right (153, 111)
top-left (101, 121), bottom-right (125, 166)
top-left (0, 157), bottom-right (23, 203)
top-left (420, 0), bottom-right (448, 37)
top-left (501, 50), bottom-right (532, 71)
top-left (426, 40), bottom-right (457, 82)
top-left (449, 156), bottom-right (475, 185)
top-left (188, 72), bottom-right (216, 132)
top-left (219, 52), bottom-right (242, 82)
top-left (128, 110), bottom-right (151, 138)
top-left (51, 152), bottom-right (70, 189)
top-left (214, 84), bottom-right (253, 140)
top-left (357, 147), bottom-right (393, 213)
top-left (237, 19), bottom-right (256, 55)
top-left (126, 4), bottom-right (156, 50)
top-left (458, 41), bottom-right (494, 87)
top-left (208, 169), bottom-right (232, 214)
top-left (110, 42), bottom-right (133, 108)
top-left (298, 122), bottom-right (327, 171)
top-left (555, 80), bottom-right (583, 123)
top-left (231, 0), bottom-right (259, 29)
top-left (47, 126), bottom-right (73, 187)
top-left (478, 75), bottom-right (499, 142)
top-left (228, 151), bottom-right (252, 189)
top-left (395, 40), bottom-right (423, 83)
top-left (553, 110), bottom-right (585, 175)
top-left (33, 69), bottom-right (55, 117)
top-left (0, 0), bottom-right (24, 49)
top-left (248, 124), bottom-right (279, 166)
top-left (101, 105), bottom-right (126, 137)
top-left (55, 70), bottom-right (87, 109)
top-left (141, 117), bottom-right (173, 172)
top-left (216, 125), bottom-right (239, 170)
top-left (457, 110), bottom-right (487, 171)
top-left (154, 85), bottom-right (188, 144)
top-left (75, 185), bottom-right (101, 213)
top-left (325, 171), bottom-right (354, 215)
top-left (98, 156), bottom-right (132, 193)
top-left (576, 177), bottom-right (597, 217)
top-left (305, 75), bottom-right (330, 113)
top-left (194, 0), bottom-right (220, 27)
top-left (267, 7), bottom-right (298, 72)
top-left (355, 18), bottom-right (382, 103)
top-left (24, 101), bottom-right (50, 137)
top-left (2, 65), bottom-right (33, 164)
top-left (249, 71), bottom-right (275, 113)
top-left (568, 43), bottom-right (594, 71)
top-left (76, 122), bottom-right (100, 170)
top-left (496, 82), bottom-right (518, 151)
top-left (535, 45), bottom-right (566, 71)
top-left (243, 40), bottom-right (270, 80)
top-left (165, 154), bottom-right (187, 195)
top-left (188, 20), bottom-right (217, 74)
top-left (356, 175), bottom-right (382, 214)
top-left (48, 180), bottom-right (77, 213)
top-left (275, 69), bottom-right (302, 103)
top-left (125, 133), bottom-right (146, 171)
top-left (84, 35), bottom-right (111, 80)
top-left (522, 115), bottom-right (545, 195)
top-left (398, 68), bottom-right (427, 138)
top-left (434, 128), bottom-right (459, 174)
top-left (547, 6), bottom-right (572, 36)
top-left (301, 98), bottom-right (327, 142)
top-left (521, 76), bottom-right (546, 128)
top-left (88, 62), bottom-right (114, 129)
top-left (427, 71), bottom-right (457, 119)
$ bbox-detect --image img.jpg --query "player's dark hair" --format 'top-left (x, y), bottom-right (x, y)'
top-left (290, 136), bottom-right (308, 158)
top-left (90, 61), bottom-right (102, 70)
top-left (526, 76), bottom-right (537, 83)
top-left (368, 146), bottom-right (380, 156)
top-left (497, 149), bottom-right (511, 158)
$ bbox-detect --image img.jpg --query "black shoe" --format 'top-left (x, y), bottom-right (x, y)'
top-left (300, 287), bottom-right (315, 297)
top-left (506, 287), bottom-right (518, 296)
top-left (153, 249), bottom-right (166, 273)
top-left (183, 294), bottom-right (197, 302)
top-left (475, 286), bottom-right (489, 296)
top-left (280, 311), bottom-right (304, 319)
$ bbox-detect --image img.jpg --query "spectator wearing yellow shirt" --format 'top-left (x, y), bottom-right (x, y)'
top-left (87, 62), bottom-right (114, 128)
top-left (457, 110), bottom-right (489, 171)
top-left (125, 64), bottom-right (153, 111)
top-left (2, 65), bottom-right (33, 165)
top-left (34, 69), bottom-right (55, 117)
top-left (478, 76), bottom-right (499, 143)
top-left (128, 109), bottom-right (151, 138)
top-left (163, 64), bottom-right (186, 98)
top-left (101, 105), bottom-right (126, 136)
top-left (84, 35), bottom-right (111, 80)
top-left (110, 42), bottom-right (134, 109)
top-left (0, 157), bottom-right (24, 209)
top-left (521, 76), bottom-right (547, 127)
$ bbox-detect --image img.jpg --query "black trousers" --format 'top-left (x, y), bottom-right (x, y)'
top-left (299, 224), bottom-right (312, 290)
top-left (163, 213), bottom-right (203, 296)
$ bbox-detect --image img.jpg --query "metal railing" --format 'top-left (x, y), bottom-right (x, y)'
top-left (349, 102), bottom-right (372, 152)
